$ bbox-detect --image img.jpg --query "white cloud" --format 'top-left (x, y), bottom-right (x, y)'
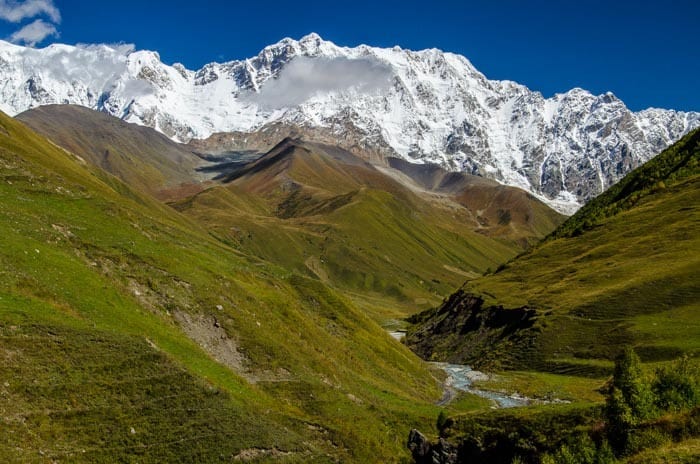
top-left (1, 0), bottom-right (61, 47)
top-left (244, 56), bottom-right (393, 110)
top-left (9, 18), bottom-right (57, 46)
top-left (76, 42), bottom-right (136, 56)
top-left (21, 42), bottom-right (147, 96)
top-left (0, 0), bottom-right (60, 23)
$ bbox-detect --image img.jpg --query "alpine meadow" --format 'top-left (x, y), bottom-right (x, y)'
top-left (0, 3), bottom-right (698, 462)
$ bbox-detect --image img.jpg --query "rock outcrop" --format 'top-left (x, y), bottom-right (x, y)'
top-left (407, 429), bottom-right (457, 464)
top-left (405, 291), bottom-right (540, 370)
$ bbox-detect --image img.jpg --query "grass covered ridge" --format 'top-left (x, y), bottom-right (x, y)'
top-left (0, 110), bottom-right (465, 462)
top-left (172, 138), bottom-right (559, 320)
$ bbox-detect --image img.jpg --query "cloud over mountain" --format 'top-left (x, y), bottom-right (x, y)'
top-left (26, 42), bottom-right (145, 93)
top-left (245, 56), bottom-right (393, 109)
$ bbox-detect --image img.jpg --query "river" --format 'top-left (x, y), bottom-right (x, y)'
top-left (386, 328), bottom-right (560, 408)
top-left (432, 362), bottom-right (530, 408)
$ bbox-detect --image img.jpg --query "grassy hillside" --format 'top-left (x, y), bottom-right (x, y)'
top-left (15, 107), bottom-right (563, 326)
top-left (173, 138), bottom-right (561, 320)
top-left (16, 105), bottom-right (205, 200)
top-left (0, 110), bottom-right (461, 462)
top-left (406, 128), bottom-right (700, 376)
top-left (553, 128), bottom-right (700, 239)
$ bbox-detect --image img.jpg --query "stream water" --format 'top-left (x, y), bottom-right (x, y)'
top-left (384, 327), bottom-right (556, 408)
top-left (431, 363), bottom-right (530, 408)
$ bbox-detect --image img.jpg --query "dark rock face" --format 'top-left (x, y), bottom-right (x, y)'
top-left (405, 290), bottom-right (540, 370)
top-left (407, 429), bottom-right (457, 464)
top-left (540, 154), bottom-right (564, 198)
top-left (407, 429), bottom-right (431, 460)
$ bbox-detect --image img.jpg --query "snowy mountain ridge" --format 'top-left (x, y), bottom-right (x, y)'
top-left (1, 33), bottom-right (698, 213)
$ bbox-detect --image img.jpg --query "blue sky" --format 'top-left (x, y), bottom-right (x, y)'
top-left (0, 0), bottom-right (698, 111)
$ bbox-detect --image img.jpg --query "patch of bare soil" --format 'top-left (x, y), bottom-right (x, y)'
top-left (174, 311), bottom-right (291, 383)
top-left (233, 448), bottom-right (294, 461)
top-left (304, 256), bottom-right (330, 283)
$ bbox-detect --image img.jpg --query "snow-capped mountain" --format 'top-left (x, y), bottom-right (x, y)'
top-left (1, 33), bottom-right (697, 213)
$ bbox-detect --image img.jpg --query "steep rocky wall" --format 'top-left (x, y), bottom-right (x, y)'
top-left (405, 290), bottom-right (540, 370)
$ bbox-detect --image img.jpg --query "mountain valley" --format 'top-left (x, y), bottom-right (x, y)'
top-left (0, 31), bottom-right (697, 464)
top-left (0, 100), bottom-right (567, 462)
top-left (17, 104), bottom-right (562, 317)
top-left (405, 128), bottom-right (700, 463)
top-left (0, 108), bottom-right (451, 462)
top-left (406, 128), bottom-right (700, 373)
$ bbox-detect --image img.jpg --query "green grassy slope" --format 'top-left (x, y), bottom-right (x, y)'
top-left (625, 437), bottom-right (700, 463)
top-left (0, 305), bottom-right (306, 463)
top-left (406, 128), bottom-right (700, 376)
top-left (174, 139), bottom-right (559, 319)
top-left (0, 111), bottom-right (452, 462)
top-left (13, 107), bottom-right (564, 324)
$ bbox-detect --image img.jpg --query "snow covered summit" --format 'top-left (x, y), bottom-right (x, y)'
top-left (0, 33), bottom-right (697, 213)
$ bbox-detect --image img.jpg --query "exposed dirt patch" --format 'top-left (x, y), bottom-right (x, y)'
top-left (304, 256), bottom-right (329, 283)
top-left (51, 223), bottom-right (75, 239)
top-left (174, 311), bottom-right (248, 373)
top-left (443, 264), bottom-right (479, 279)
top-left (127, 278), bottom-right (160, 312)
top-left (174, 311), bottom-right (291, 383)
top-left (233, 447), bottom-right (294, 461)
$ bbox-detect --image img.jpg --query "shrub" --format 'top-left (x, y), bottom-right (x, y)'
top-left (540, 435), bottom-right (617, 464)
top-left (625, 428), bottom-right (671, 456)
top-left (652, 355), bottom-right (699, 413)
top-left (436, 410), bottom-right (454, 437)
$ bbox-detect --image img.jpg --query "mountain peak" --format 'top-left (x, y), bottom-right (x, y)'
top-left (299, 32), bottom-right (324, 43)
top-left (265, 32), bottom-right (327, 54)
top-left (0, 37), bottom-right (697, 213)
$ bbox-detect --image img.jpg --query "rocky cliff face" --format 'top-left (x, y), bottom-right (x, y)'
top-left (1, 34), bottom-right (698, 213)
top-left (407, 429), bottom-right (457, 464)
top-left (405, 290), bottom-right (540, 370)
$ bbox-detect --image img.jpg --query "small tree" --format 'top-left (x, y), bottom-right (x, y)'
top-left (605, 347), bottom-right (656, 454)
top-left (605, 387), bottom-right (633, 452)
top-left (436, 410), bottom-right (454, 437)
